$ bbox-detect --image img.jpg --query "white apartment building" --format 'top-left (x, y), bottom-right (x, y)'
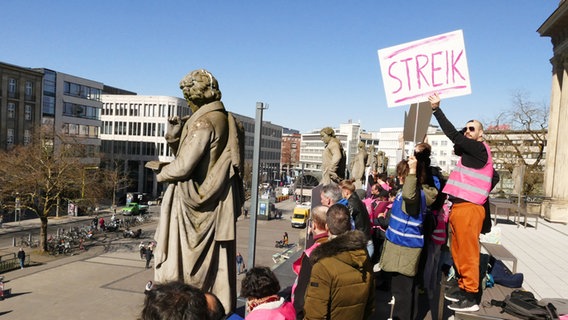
top-left (377, 127), bottom-right (407, 174)
top-left (426, 130), bottom-right (459, 175)
top-left (100, 95), bottom-right (190, 197)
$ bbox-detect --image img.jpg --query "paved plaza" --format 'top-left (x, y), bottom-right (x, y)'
top-left (0, 200), bottom-right (300, 319)
top-left (0, 199), bottom-right (566, 319)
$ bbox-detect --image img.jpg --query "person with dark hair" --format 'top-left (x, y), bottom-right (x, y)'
top-left (339, 179), bottom-right (373, 257)
top-left (205, 292), bottom-right (226, 320)
top-left (17, 247), bottom-right (25, 269)
top-left (304, 204), bottom-right (375, 319)
top-left (240, 267), bottom-right (295, 320)
top-left (429, 93), bottom-right (495, 312)
top-left (140, 281), bottom-right (209, 320)
top-left (206, 292), bottom-right (244, 320)
top-left (378, 150), bottom-right (438, 320)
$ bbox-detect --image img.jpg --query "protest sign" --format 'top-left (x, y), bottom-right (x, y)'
top-left (378, 30), bottom-right (471, 107)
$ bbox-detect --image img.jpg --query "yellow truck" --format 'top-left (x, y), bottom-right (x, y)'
top-left (291, 204), bottom-right (310, 228)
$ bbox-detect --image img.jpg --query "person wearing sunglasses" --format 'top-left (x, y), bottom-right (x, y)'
top-left (428, 93), bottom-right (495, 312)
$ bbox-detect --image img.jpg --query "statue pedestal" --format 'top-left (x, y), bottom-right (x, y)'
top-left (541, 199), bottom-right (568, 223)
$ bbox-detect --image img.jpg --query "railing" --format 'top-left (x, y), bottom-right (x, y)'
top-left (0, 252), bottom-right (29, 273)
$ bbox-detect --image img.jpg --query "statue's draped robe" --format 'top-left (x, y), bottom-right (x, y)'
top-left (351, 149), bottom-right (367, 188)
top-left (321, 138), bottom-right (346, 185)
top-left (154, 101), bottom-right (243, 312)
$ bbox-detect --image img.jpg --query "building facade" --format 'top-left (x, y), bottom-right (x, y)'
top-left (37, 68), bottom-right (104, 165)
top-left (100, 95), bottom-right (190, 198)
top-left (0, 62), bottom-right (43, 149)
top-left (299, 122), bottom-right (362, 183)
top-left (233, 114), bottom-right (283, 185)
top-left (280, 129), bottom-right (301, 184)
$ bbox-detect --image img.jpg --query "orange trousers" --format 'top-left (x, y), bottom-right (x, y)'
top-left (449, 202), bottom-right (484, 293)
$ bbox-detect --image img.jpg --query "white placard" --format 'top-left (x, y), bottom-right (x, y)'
top-left (378, 30), bottom-right (471, 108)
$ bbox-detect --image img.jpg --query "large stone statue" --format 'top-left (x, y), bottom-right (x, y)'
top-left (146, 69), bottom-right (244, 312)
top-left (376, 150), bottom-right (386, 174)
top-left (350, 141), bottom-right (368, 189)
top-left (320, 127), bottom-right (346, 185)
top-left (366, 145), bottom-right (377, 172)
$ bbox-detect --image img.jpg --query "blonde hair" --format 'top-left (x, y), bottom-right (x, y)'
top-left (339, 179), bottom-right (356, 193)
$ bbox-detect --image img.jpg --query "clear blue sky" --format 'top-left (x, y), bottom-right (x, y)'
top-left (1, 1), bottom-right (559, 133)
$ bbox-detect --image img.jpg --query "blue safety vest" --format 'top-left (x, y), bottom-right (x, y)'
top-left (385, 190), bottom-right (426, 248)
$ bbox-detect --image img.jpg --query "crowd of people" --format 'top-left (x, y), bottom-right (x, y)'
top-left (141, 94), bottom-right (497, 319)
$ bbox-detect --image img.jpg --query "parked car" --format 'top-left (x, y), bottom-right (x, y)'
top-left (121, 202), bottom-right (148, 215)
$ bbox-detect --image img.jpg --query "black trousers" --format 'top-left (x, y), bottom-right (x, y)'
top-left (390, 272), bottom-right (419, 320)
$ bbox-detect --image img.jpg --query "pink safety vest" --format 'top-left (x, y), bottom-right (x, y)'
top-left (291, 241), bottom-right (322, 302)
top-left (443, 142), bottom-right (493, 205)
top-left (431, 203), bottom-right (449, 245)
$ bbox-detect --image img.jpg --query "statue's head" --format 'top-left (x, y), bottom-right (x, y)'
top-left (320, 127), bottom-right (335, 144)
top-left (179, 69), bottom-right (222, 111)
top-left (358, 141), bottom-right (365, 149)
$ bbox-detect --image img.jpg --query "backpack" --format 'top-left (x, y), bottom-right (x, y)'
top-left (491, 290), bottom-right (558, 320)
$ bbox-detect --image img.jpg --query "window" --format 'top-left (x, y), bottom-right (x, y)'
top-left (25, 81), bottom-right (33, 97)
top-left (25, 105), bottom-right (32, 120)
top-left (8, 79), bottom-right (16, 93)
top-left (69, 124), bottom-right (79, 135)
top-left (24, 130), bottom-right (31, 145)
top-left (441, 141), bottom-right (448, 146)
top-left (7, 129), bottom-right (14, 144)
top-left (43, 96), bottom-right (55, 115)
top-left (8, 103), bottom-right (15, 118)
top-left (80, 125), bottom-right (89, 136)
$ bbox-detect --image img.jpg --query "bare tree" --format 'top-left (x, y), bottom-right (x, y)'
top-left (0, 128), bottom-right (89, 252)
top-left (97, 158), bottom-right (131, 207)
top-left (485, 91), bottom-right (548, 196)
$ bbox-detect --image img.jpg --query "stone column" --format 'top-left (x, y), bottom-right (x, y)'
top-left (542, 55), bottom-right (568, 222)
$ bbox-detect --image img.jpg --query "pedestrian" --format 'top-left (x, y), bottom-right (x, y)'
top-left (236, 252), bottom-right (244, 274)
top-left (378, 147), bottom-right (438, 320)
top-left (139, 241), bottom-right (146, 260)
top-left (0, 214), bottom-right (3, 228)
top-left (240, 267), bottom-right (295, 319)
top-left (282, 232), bottom-right (289, 246)
top-left (17, 247), bottom-right (25, 269)
top-left (291, 205), bottom-right (329, 319)
top-left (145, 245), bottom-right (153, 269)
top-left (339, 179), bottom-right (373, 257)
top-left (303, 204), bottom-right (375, 319)
top-left (98, 216), bottom-right (105, 231)
top-left (429, 93), bottom-right (496, 312)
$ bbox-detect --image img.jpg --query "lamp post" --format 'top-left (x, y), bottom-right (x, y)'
top-left (248, 102), bottom-right (268, 269)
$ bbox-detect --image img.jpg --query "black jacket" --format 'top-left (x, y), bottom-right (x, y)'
top-left (347, 192), bottom-right (372, 241)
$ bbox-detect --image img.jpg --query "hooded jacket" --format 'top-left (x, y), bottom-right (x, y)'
top-left (303, 230), bottom-right (374, 320)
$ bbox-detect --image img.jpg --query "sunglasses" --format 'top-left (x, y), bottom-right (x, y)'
top-left (466, 126), bottom-right (476, 132)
